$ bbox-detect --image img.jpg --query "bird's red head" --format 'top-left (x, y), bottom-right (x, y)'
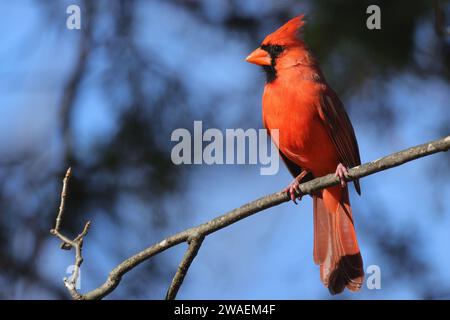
top-left (246, 15), bottom-right (307, 82)
top-left (261, 14), bottom-right (306, 47)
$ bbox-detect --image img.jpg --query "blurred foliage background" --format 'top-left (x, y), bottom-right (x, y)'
top-left (0, 0), bottom-right (449, 299)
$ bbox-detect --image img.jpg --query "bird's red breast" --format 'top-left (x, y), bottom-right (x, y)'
top-left (262, 67), bottom-right (340, 178)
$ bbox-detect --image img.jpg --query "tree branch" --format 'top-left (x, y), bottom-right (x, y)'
top-left (50, 167), bottom-right (91, 300)
top-left (166, 234), bottom-right (205, 300)
top-left (51, 135), bottom-right (450, 300)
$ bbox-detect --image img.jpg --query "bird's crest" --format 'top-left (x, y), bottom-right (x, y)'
top-left (262, 14), bottom-right (306, 46)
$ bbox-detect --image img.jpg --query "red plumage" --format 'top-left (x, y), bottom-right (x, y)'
top-left (246, 15), bottom-right (364, 294)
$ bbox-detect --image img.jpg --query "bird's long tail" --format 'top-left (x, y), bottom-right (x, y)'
top-left (313, 185), bottom-right (364, 294)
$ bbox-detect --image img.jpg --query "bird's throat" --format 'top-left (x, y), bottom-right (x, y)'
top-left (262, 65), bottom-right (277, 83)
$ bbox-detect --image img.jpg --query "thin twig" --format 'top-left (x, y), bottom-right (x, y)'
top-left (166, 235), bottom-right (205, 300)
top-left (55, 167), bottom-right (71, 232)
top-left (50, 167), bottom-right (91, 300)
top-left (52, 135), bottom-right (450, 300)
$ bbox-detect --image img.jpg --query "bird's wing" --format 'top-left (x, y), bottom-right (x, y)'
top-left (318, 88), bottom-right (362, 195)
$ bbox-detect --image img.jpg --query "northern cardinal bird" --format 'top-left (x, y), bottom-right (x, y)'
top-left (246, 15), bottom-right (364, 294)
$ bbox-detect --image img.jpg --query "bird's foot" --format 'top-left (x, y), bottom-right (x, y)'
top-left (285, 179), bottom-right (302, 204)
top-left (284, 170), bottom-right (309, 204)
top-left (335, 163), bottom-right (348, 188)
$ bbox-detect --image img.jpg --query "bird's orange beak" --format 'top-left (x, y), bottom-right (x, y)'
top-left (246, 48), bottom-right (271, 66)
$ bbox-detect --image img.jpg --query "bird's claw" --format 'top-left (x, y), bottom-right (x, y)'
top-left (335, 163), bottom-right (348, 188)
top-left (284, 172), bottom-right (308, 204)
top-left (284, 179), bottom-right (303, 204)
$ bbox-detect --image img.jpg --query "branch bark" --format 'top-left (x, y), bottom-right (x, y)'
top-left (50, 167), bottom-right (91, 299)
top-left (165, 235), bottom-right (205, 300)
top-left (51, 135), bottom-right (450, 300)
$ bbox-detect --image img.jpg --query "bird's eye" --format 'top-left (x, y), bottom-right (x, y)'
top-left (272, 45), bottom-right (283, 54)
top-left (260, 44), bottom-right (284, 57)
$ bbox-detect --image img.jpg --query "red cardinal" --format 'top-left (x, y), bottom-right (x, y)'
top-left (246, 15), bottom-right (364, 294)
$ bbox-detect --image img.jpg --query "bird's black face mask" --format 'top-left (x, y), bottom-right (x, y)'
top-left (260, 44), bottom-right (285, 83)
